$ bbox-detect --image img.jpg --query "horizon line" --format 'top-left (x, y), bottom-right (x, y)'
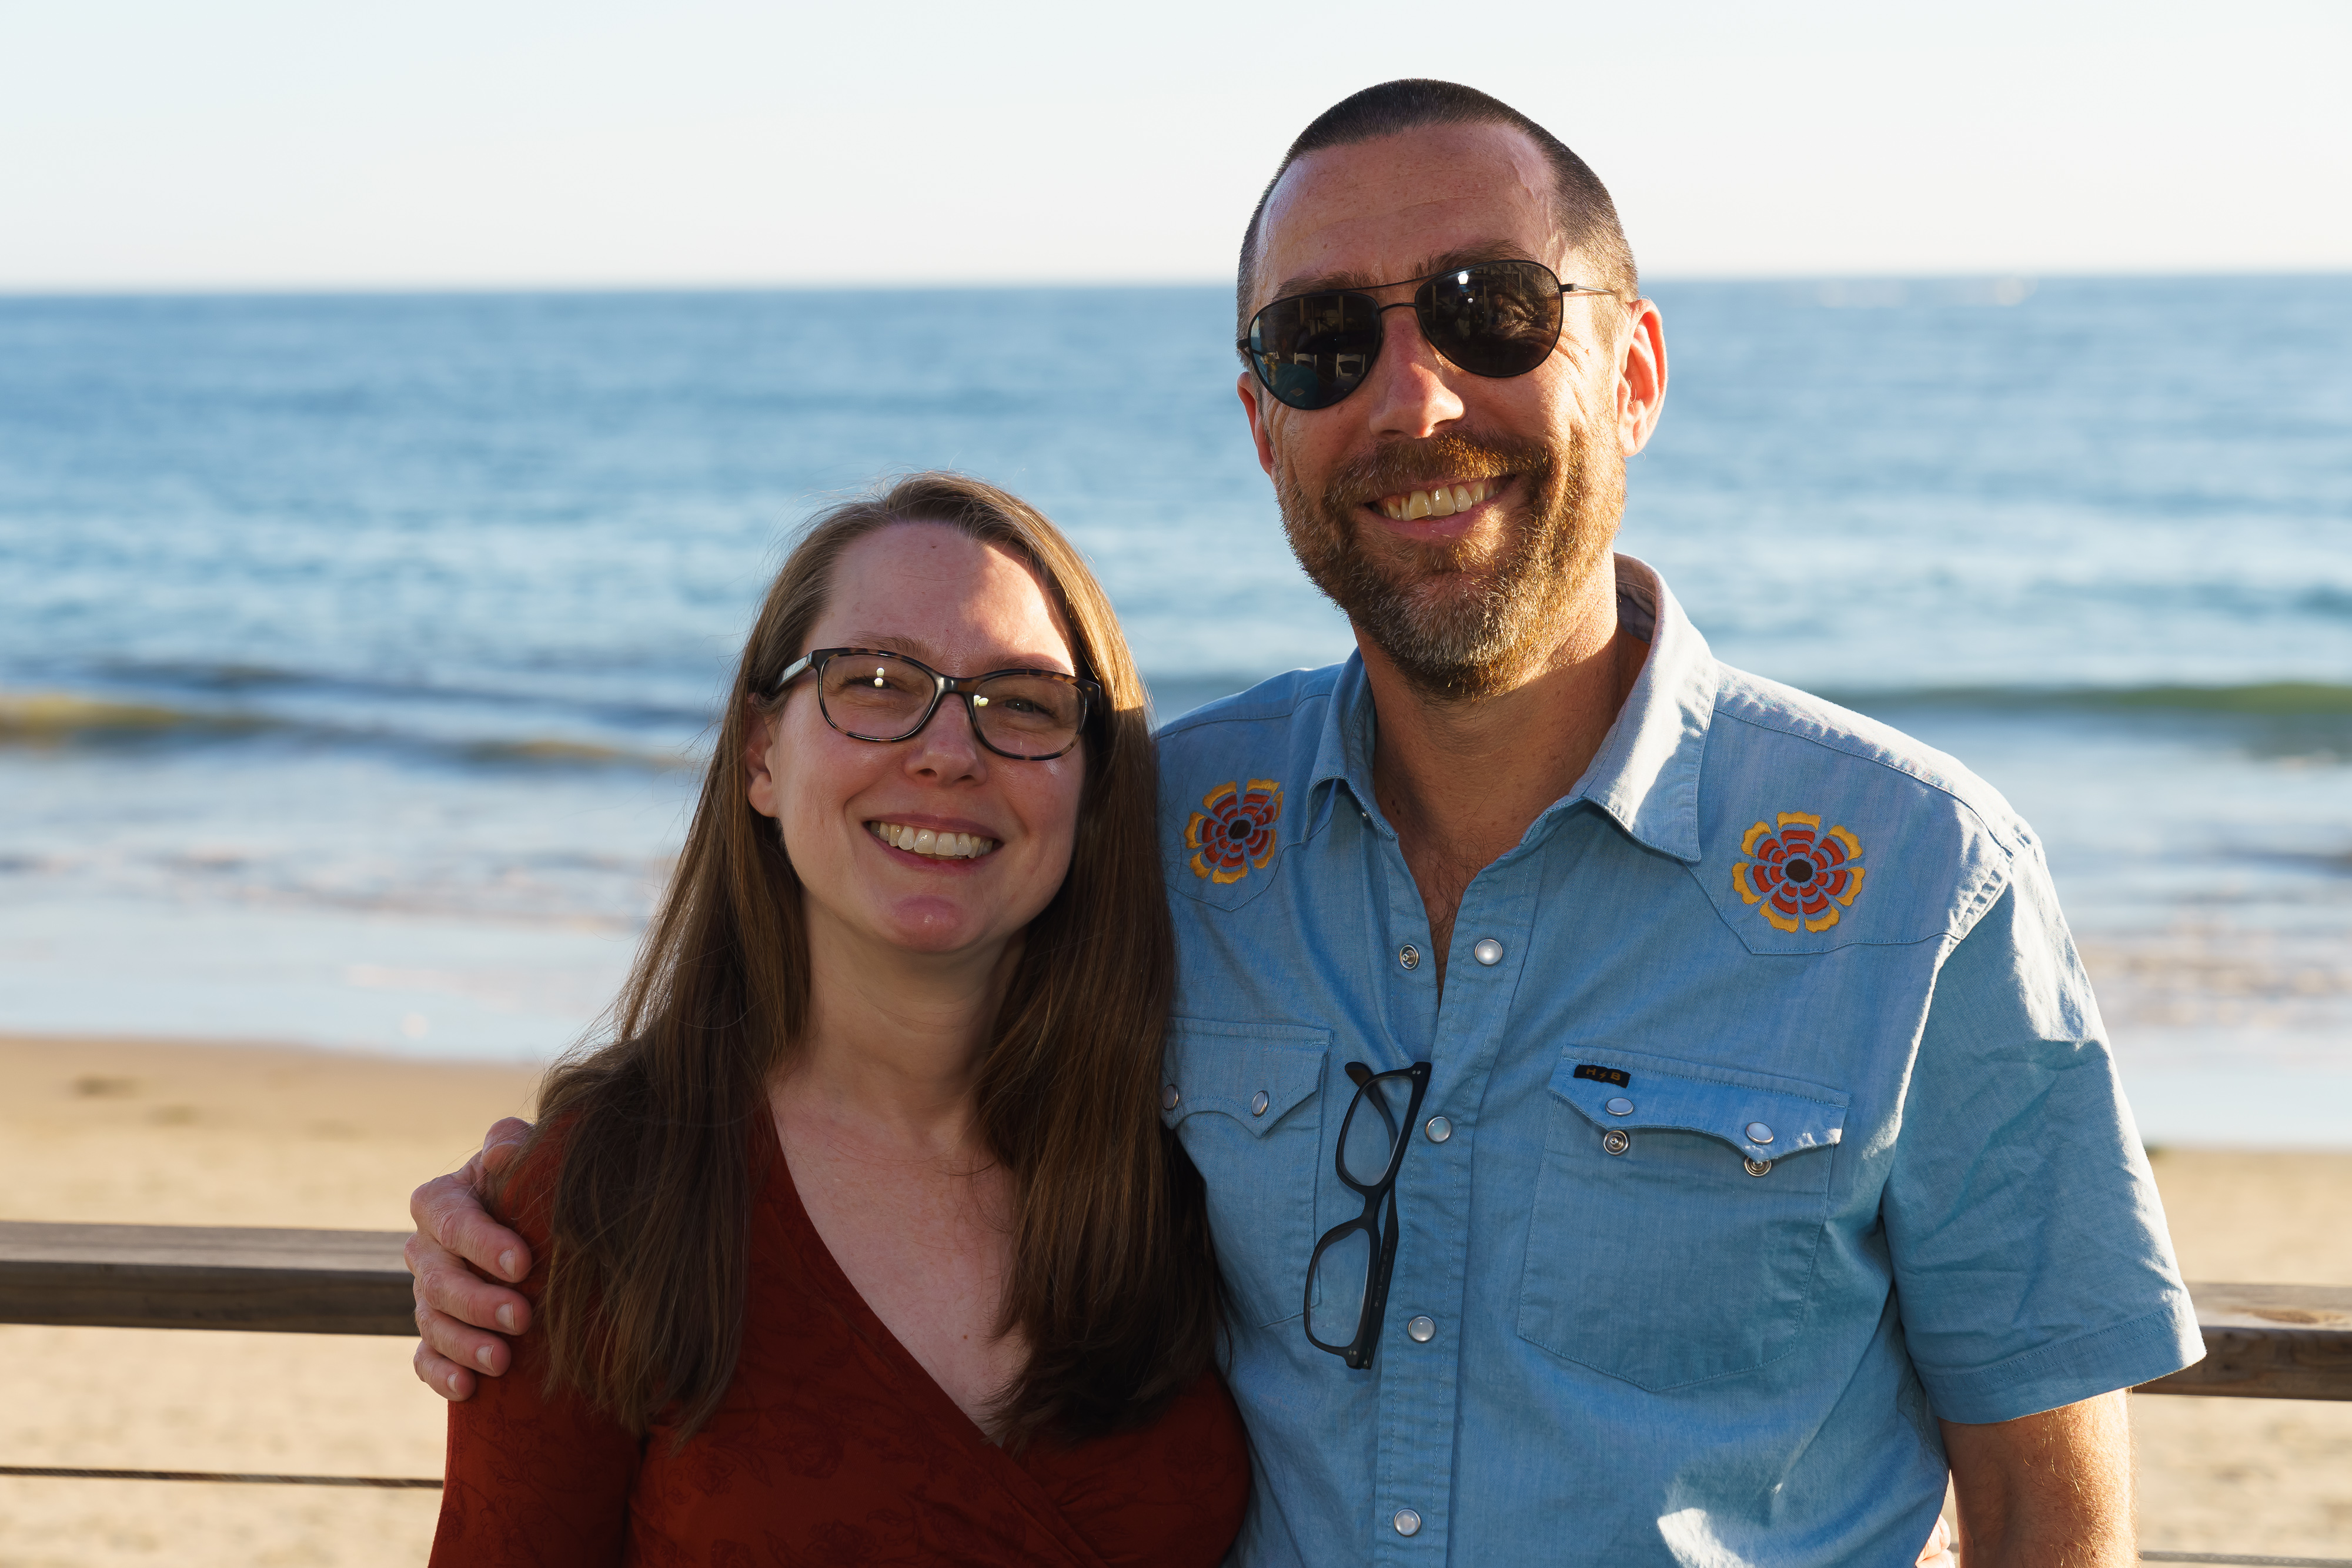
top-left (4, 265), bottom-right (2350, 300)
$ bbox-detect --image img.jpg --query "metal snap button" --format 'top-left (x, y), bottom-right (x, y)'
top-left (1605, 1096), bottom-right (1634, 1117)
top-left (1393, 1508), bottom-right (1423, 1537)
top-left (1398, 944), bottom-right (1421, 971)
top-left (1745, 1122), bottom-right (1775, 1145)
top-left (1424, 1115), bottom-right (1452, 1144)
top-left (1471, 938), bottom-right (1504, 966)
top-left (1745, 1157), bottom-right (1773, 1177)
top-left (1406, 1315), bottom-right (1436, 1343)
top-left (1250, 1089), bottom-right (1269, 1117)
top-left (1161, 1084), bottom-right (1180, 1111)
top-left (1602, 1129), bottom-right (1631, 1156)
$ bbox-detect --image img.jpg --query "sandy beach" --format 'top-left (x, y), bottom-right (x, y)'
top-left (1, 1032), bottom-right (2346, 1566)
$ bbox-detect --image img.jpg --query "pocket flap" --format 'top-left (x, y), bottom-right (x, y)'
top-left (1546, 1047), bottom-right (1846, 1162)
top-left (1162, 1018), bottom-right (1329, 1138)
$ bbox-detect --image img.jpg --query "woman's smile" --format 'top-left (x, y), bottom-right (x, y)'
top-left (864, 818), bottom-right (1001, 861)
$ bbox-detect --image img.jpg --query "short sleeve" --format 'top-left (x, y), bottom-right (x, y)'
top-left (1881, 852), bottom-right (2203, 1424)
top-left (429, 1130), bottom-right (643, 1567)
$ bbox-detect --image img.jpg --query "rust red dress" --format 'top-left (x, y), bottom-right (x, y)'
top-left (429, 1122), bottom-right (1251, 1567)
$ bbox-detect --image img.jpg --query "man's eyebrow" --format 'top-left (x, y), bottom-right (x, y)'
top-left (1265, 240), bottom-right (1532, 304)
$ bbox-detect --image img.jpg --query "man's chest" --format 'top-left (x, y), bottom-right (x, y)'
top-left (1161, 811), bottom-right (1942, 1349)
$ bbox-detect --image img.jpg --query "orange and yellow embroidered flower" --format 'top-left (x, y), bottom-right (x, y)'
top-left (1734, 812), bottom-right (1866, 934)
top-left (1185, 779), bottom-right (1282, 884)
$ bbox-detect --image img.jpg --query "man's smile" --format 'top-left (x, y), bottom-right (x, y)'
top-left (1372, 475), bottom-right (1502, 521)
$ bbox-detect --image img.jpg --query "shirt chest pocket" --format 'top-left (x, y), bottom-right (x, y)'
top-left (1515, 1047), bottom-right (1848, 1390)
top-left (1162, 1019), bottom-right (1329, 1330)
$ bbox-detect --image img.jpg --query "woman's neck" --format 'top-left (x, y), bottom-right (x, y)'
top-left (777, 915), bottom-right (1017, 1161)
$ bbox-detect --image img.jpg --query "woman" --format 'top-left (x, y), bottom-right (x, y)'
top-left (429, 474), bottom-right (1249, 1566)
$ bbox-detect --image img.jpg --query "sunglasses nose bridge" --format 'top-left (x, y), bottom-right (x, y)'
top-left (1356, 295), bottom-right (1475, 419)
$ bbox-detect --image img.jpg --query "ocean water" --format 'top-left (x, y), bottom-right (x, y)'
top-left (2, 278), bottom-right (2347, 1142)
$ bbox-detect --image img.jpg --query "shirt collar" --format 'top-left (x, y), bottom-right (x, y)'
top-left (1305, 553), bottom-right (1716, 863)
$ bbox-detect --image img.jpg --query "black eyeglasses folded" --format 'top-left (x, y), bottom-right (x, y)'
top-left (1241, 258), bottom-right (1621, 412)
top-left (1305, 1060), bottom-right (1432, 1370)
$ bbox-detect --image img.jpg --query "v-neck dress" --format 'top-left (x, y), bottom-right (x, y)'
top-left (429, 1122), bottom-right (1251, 1567)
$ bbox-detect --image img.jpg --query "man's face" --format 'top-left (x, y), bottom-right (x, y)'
top-left (1238, 122), bottom-right (1649, 700)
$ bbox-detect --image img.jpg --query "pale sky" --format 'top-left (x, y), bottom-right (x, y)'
top-left (2, 0), bottom-right (2347, 290)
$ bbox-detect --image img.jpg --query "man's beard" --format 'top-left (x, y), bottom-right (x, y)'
top-left (1275, 426), bottom-right (1623, 703)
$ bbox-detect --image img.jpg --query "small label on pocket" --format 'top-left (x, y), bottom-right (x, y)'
top-left (1573, 1064), bottom-right (1631, 1087)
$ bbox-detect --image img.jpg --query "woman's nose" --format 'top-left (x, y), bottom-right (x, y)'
top-left (903, 693), bottom-right (987, 777)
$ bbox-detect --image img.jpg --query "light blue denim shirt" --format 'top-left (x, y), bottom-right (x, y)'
top-left (1156, 556), bottom-right (2201, 1568)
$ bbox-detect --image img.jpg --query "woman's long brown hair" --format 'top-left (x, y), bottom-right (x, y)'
top-left (518, 472), bottom-right (1220, 1447)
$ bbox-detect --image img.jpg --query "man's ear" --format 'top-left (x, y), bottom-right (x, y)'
top-left (744, 698), bottom-right (783, 819)
top-left (1236, 372), bottom-right (1278, 480)
top-left (1615, 297), bottom-right (1668, 457)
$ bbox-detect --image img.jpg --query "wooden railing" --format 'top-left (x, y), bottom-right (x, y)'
top-left (2132, 1282), bottom-right (2352, 1402)
top-left (1, 1218), bottom-right (2348, 1563)
top-left (0, 1221), bottom-right (2345, 1393)
top-left (0, 1222), bottom-right (413, 1335)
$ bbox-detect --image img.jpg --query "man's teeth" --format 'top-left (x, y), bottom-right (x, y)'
top-left (868, 822), bottom-right (997, 859)
top-left (1378, 478), bottom-right (1494, 521)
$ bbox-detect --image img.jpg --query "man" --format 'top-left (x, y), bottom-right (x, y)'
top-left (409, 81), bottom-right (2199, 1565)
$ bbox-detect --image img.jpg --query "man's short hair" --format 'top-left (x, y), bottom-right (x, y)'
top-left (1235, 79), bottom-right (1638, 342)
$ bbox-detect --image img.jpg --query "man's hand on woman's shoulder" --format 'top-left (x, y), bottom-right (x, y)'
top-left (406, 1116), bottom-right (537, 1400)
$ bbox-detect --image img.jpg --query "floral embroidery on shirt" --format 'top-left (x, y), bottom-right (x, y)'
top-left (1185, 779), bottom-right (1282, 884)
top-left (1734, 812), bottom-right (1866, 934)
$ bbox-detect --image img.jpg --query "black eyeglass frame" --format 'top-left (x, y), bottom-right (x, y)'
top-left (773, 647), bottom-right (1102, 762)
top-left (1240, 258), bottom-right (1623, 412)
top-left (1304, 1059), bottom-right (1433, 1370)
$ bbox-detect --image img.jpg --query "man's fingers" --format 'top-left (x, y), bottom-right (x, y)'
top-left (415, 1337), bottom-right (477, 1402)
top-left (416, 1298), bottom-right (518, 1383)
top-left (407, 1233), bottom-right (533, 1336)
top-left (409, 1165), bottom-right (533, 1283)
top-left (476, 1116), bottom-right (533, 1177)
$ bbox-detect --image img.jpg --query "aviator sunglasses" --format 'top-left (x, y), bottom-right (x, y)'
top-left (1241, 258), bottom-right (1621, 412)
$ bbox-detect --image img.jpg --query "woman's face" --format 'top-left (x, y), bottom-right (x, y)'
top-left (747, 523), bottom-right (1088, 967)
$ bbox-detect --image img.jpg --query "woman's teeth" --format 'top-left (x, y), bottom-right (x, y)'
top-left (868, 821), bottom-right (997, 859)
top-left (1378, 478), bottom-right (1494, 520)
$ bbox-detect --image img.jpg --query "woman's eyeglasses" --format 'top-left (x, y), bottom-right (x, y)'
top-left (1241, 258), bottom-right (1621, 412)
top-left (1305, 1061), bottom-right (1432, 1369)
top-left (774, 648), bottom-right (1098, 761)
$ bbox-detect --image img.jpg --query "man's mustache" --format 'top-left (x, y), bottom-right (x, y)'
top-left (1324, 431), bottom-right (1558, 511)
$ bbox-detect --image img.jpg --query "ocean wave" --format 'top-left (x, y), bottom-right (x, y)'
top-left (0, 690), bottom-right (275, 737)
top-left (1829, 681), bottom-right (2352, 717)
top-left (0, 687), bottom-right (690, 771)
top-left (95, 657), bottom-right (718, 727)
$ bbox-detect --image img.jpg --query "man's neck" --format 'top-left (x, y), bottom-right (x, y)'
top-left (1360, 558), bottom-right (1649, 979)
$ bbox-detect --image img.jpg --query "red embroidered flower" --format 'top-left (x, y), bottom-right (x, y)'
top-left (1734, 813), bottom-right (1866, 933)
top-left (1185, 779), bottom-right (1282, 885)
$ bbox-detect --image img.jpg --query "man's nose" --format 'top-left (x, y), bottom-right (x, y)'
top-left (1357, 303), bottom-right (1466, 439)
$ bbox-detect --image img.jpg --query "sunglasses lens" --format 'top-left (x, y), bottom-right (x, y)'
top-left (1248, 291), bottom-right (1381, 410)
top-left (1418, 260), bottom-right (1563, 379)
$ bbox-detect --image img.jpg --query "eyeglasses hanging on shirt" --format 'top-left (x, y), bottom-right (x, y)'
top-left (1305, 1061), bottom-right (1433, 1369)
